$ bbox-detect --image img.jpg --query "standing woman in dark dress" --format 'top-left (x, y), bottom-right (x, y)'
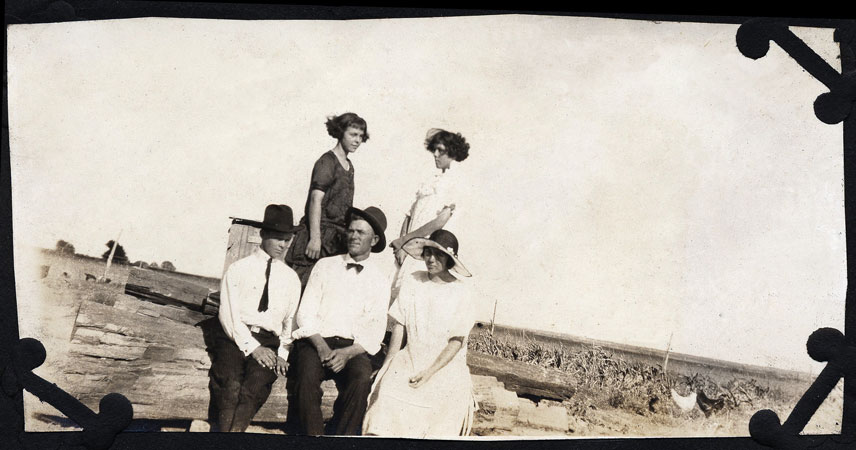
top-left (286, 112), bottom-right (369, 288)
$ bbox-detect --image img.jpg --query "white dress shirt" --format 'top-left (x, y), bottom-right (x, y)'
top-left (219, 249), bottom-right (302, 359)
top-left (293, 253), bottom-right (393, 355)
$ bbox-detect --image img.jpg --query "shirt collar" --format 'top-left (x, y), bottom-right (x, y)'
top-left (253, 248), bottom-right (273, 262)
top-left (342, 253), bottom-right (371, 267)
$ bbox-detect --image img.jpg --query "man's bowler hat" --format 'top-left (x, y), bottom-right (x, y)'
top-left (348, 206), bottom-right (387, 253)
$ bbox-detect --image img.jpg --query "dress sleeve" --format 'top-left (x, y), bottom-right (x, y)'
top-left (437, 172), bottom-right (460, 212)
top-left (388, 297), bottom-right (405, 326)
top-left (448, 284), bottom-right (475, 339)
top-left (309, 153), bottom-right (336, 193)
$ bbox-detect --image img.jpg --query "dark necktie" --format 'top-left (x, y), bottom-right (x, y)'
top-left (258, 258), bottom-right (272, 312)
top-left (346, 263), bottom-right (364, 274)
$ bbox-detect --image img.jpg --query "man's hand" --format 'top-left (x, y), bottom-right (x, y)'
top-left (251, 346), bottom-right (277, 369)
top-left (323, 348), bottom-right (353, 373)
top-left (316, 344), bottom-right (333, 364)
top-left (275, 356), bottom-right (289, 376)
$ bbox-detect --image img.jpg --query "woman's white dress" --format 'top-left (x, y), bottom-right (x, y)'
top-left (363, 271), bottom-right (476, 437)
top-left (391, 169), bottom-right (462, 301)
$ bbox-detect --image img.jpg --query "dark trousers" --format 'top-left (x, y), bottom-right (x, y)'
top-left (208, 322), bottom-right (279, 432)
top-left (291, 337), bottom-right (373, 435)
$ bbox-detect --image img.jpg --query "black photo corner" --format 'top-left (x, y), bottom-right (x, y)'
top-left (2, 2), bottom-right (855, 450)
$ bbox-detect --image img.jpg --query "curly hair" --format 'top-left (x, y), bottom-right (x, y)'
top-left (425, 129), bottom-right (469, 162)
top-left (326, 112), bottom-right (370, 142)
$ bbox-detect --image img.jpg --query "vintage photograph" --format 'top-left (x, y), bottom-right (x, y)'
top-left (7, 14), bottom-right (846, 437)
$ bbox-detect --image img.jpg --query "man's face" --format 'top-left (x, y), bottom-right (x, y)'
top-left (260, 230), bottom-right (292, 260)
top-left (346, 218), bottom-right (377, 258)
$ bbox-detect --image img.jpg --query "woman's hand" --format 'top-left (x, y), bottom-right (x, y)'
top-left (390, 238), bottom-right (406, 266)
top-left (394, 248), bottom-right (408, 266)
top-left (275, 356), bottom-right (289, 376)
top-left (305, 236), bottom-right (322, 260)
top-left (408, 370), bottom-right (433, 388)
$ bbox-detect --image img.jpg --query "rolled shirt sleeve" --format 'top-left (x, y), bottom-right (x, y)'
top-left (219, 266), bottom-right (261, 357)
top-left (276, 267), bottom-right (302, 360)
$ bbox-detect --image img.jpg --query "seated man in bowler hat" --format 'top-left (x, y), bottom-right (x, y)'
top-left (209, 204), bottom-right (303, 432)
top-left (290, 206), bottom-right (393, 435)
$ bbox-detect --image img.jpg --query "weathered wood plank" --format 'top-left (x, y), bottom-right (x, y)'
top-left (113, 294), bottom-right (209, 325)
top-left (125, 267), bottom-right (211, 309)
top-left (467, 351), bottom-right (576, 401)
top-left (74, 300), bottom-right (204, 346)
top-left (471, 375), bottom-right (520, 432)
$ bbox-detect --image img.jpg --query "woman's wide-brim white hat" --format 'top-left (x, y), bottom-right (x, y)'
top-left (402, 237), bottom-right (472, 277)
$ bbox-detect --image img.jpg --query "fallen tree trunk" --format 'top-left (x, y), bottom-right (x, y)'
top-left (124, 267), bottom-right (213, 312)
top-left (467, 351), bottom-right (576, 401)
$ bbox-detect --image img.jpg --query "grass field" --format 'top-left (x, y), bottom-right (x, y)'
top-left (467, 325), bottom-right (843, 436)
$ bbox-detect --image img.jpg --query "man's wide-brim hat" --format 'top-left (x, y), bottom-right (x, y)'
top-left (402, 229), bottom-right (471, 277)
top-left (260, 204), bottom-right (301, 233)
top-left (348, 206), bottom-right (387, 253)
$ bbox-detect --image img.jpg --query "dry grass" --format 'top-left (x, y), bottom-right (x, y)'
top-left (468, 329), bottom-right (799, 420)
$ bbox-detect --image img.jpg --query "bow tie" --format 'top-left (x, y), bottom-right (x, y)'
top-left (346, 263), bottom-right (364, 274)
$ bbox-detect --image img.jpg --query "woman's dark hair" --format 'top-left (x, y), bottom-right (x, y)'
top-left (425, 129), bottom-right (469, 162)
top-left (326, 113), bottom-right (369, 142)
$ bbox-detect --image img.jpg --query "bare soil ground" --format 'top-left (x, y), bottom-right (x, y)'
top-left (14, 250), bottom-right (844, 437)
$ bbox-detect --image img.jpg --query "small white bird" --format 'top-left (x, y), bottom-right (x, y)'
top-left (670, 388), bottom-right (697, 412)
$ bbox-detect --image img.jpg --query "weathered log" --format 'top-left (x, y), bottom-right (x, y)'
top-left (470, 375), bottom-right (520, 433)
top-left (467, 351), bottom-right (576, 401)
top-left (124, 267), bottom-right (212, 310)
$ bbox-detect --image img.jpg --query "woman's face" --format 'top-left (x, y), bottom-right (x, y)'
top-left (340, 126), bottom-right (365, 153)
top-left (432, 143), bottom-right (453, 170)
top-left (422, 246), bottom-right (450, 275)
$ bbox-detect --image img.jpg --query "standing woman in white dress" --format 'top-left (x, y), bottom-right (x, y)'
top-left (362, 230), bottom-right (476, 437)
top-left (388, 128), bottom-right (471, 300)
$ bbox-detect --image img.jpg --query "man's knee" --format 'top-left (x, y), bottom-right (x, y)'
top-left (211, 379), bottom-right (243, 405)
top-left (292, 349), bottom-right (324, 393)
top-left (343, 355), bottom-right (372, 390)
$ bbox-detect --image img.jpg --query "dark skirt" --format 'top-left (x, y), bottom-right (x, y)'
top-left (285, 221), bottom-right (347, 288)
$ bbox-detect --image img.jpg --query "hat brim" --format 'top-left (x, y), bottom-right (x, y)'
top-left (401, 237), bottom-right (471, 277)
top-left (261, 224), bottom-right (302, 234)
top-left (348, 208), bottom-right (386, 253)
top-left (231, 218), bottom-right (301, 234)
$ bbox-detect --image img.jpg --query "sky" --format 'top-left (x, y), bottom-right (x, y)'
top-left (7, 15), bottom-right (846, 373)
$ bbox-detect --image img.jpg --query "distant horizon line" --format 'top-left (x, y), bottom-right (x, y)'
top-left (475, 322), bottom-right (816, 379)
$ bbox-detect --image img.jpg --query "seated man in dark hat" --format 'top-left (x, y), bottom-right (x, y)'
top-left (290, 206), bottom-right (393, 435)
top-left (209, 204), bottom-right (302, 432)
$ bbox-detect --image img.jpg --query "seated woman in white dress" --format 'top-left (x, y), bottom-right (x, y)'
top-left (362, 230), bottom-right (475, 438)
